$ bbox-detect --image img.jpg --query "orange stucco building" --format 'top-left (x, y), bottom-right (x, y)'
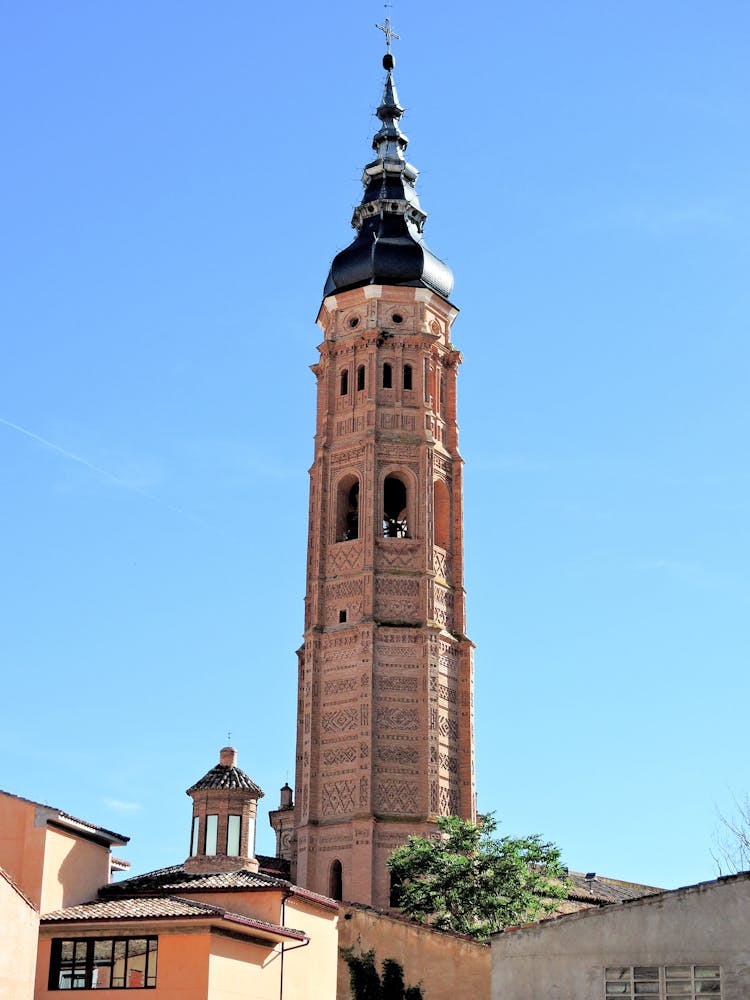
top-left (0, 749), bottom-right (338, 999)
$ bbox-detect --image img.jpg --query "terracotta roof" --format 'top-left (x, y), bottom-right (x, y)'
top-left (41, 894), bottom-right (306, 940)
top-left (103, 864), bottom-right (279, 894)
top-left (186, 765), bottom-right (264, 796)
top-left (566, 871), bottom-right (662, 906)
top-left (0, 789), bottom-right (129, 846)
top-left (494, 871), bottom-right (750, 938)
top-left (101, 863), bottom-right (337, 910)
top-left (258, 854), bottom-right (291, 879)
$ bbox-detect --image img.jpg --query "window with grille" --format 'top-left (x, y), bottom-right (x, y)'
top-left (605, 965), bottom-right (721, 998)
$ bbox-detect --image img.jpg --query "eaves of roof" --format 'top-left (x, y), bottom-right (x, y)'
top-left (40, 894), bottom-right (307, 944)
top-left (0, 865), bottom-right (38, 911)
top-left (103, 864), bottom-right (338, 911)
top-left (0, 789), bottom-right (129, 846)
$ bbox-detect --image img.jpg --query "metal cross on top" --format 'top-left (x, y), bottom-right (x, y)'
top-left (376, 7), bottom-right (400, 53)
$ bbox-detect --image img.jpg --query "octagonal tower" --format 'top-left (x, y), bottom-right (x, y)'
top-left (293, 29), bottom-right (476, 909)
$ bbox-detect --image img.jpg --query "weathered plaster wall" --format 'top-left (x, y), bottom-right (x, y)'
top-left (491, 875), bottom-right (750, 1000)
top-left (338, 904), bottom-right (490, 1000)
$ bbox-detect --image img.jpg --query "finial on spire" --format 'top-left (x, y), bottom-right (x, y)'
top-left (376, 4), bottom-right (400, 69)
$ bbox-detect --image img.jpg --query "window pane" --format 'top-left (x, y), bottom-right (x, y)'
top-left (634, 985), bottom-right (660, 995)
top-left (112, 941), bottom-right (127, 987)
top-left (126, 939), bottom-right (148, 989)
top-left (190, 816), bottom-right (200, 856)
top-left (227, 814), bottom-right (241, 856)
top-left (695, 984), bottom-right (721, 994)
top-left (72, 941), bottom-right (89, 989)
top-left (606, 985), bottom-right (631, 995)
top-left (695, 968), bottom-right (721, 979)
top-left (57, 941), bottom-right (75, 989)
top-left (666, 968), bottom-right (692, 979)
top-left (634, 968), bottom-right (659, 980)
top-left (146, 938), bottom-right (158, 988)
top-left (606, 969), bottom-right (630, 981)
top-left (663, 983), bottom-right (691, 994)
top-left (92, 940), bottom-right (113, 989)
top-left (205, 814), bottom-right (218, 855)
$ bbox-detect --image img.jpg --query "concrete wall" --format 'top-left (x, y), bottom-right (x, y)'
top-left (338, 904), bottom-right (490, 1000)
top-left (491, 874), bottom-right (750, 1000)
top-left (0, 870), bottom-right (38, 1000)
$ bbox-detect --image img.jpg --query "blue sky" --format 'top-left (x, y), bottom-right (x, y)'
top-left (1, 1), bottom-right (748, 890)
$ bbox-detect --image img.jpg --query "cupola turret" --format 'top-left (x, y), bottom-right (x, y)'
top-left (184, 746), bottom-right (264, 874)
top-left (323, 25), bottom-right (454, 300)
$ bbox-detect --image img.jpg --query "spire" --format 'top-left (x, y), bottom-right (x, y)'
top-left (323, 23), bottom-right (454, 301)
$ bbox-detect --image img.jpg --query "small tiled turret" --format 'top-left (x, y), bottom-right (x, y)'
top-left (184, 747), bottom-right (264, 874)
top-left (268, 783), bottom-right (295, 862)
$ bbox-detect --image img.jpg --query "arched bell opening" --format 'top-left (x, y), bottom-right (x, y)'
top-left (383, 475), bottom-right (409, 538)
top-left (336, 474), bottom-right (360, 542)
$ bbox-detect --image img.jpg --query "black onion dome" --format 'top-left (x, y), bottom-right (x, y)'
top-left (323, 53), bottom-right (454, 300)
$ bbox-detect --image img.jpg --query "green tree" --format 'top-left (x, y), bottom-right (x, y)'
top-left (341, 949), bottom-right (423, 1000)
top-left (387, 814), bottom-right (569, 940)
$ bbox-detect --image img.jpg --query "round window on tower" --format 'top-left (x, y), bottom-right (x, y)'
top-left (391, 313), bottom-right (404, 325)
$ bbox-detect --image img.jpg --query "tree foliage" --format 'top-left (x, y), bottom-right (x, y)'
top-left (341, 949), bottom-right (423, 1000)
top-left (387, 814), bottom-right (569, 940)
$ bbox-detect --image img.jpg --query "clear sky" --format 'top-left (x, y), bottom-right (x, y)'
top-left (2, 1), bottom-right (748, 891)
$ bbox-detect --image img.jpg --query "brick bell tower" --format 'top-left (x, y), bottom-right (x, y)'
top-left (293, 22), bottom-right (476, 909)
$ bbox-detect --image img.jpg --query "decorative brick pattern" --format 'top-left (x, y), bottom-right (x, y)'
top-left (378, 676), bottom-right (418, 692)
top-left (322, 747), bottom-right (357, 765)
top-left (321, 709), bottom-right (358, 733)
top-left (321, 781), bottom-right (356, 816)
top-left (377, 780), bottom-right (419, 813)
top-left (376, 708), bottom-right (420, 731)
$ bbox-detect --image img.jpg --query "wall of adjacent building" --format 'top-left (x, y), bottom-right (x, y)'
top-left (0, 870), bottom-right (38, 1000)
top-left (491, 875), bottom-right (750, 1000)
top-left (174, 887), bottom-right (338, 998)
top-left (282, 896), bottom-right (339, 999)
top-left (0, 792), bottom-right (113, 912)
top-left (208, 934), bottom-right (280, 1000)
top-left (0, 793), bottom-right (46, 908)
top-left (337, 904), bottom-right (490, 1000)
top-left (40, 825), bottom-right (112, 912)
